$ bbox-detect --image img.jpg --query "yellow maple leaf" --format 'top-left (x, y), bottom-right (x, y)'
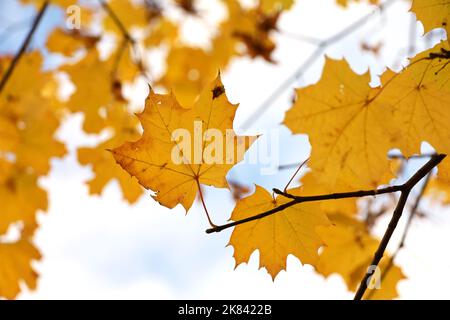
top-left (110, 45), bottom-right (141, 84)
top-left (158, 46), bottom-right (218, 107)
top-left (0, 114), bottom-right (19, 153)
top-left (112, 75), bottom-right (256, 211)
top-left (315, 214), bottom-right (379, 284)
top-left (78, 103), bottom-right (143, 203)
top-left (46, 28), bottom-right (99, 57)
top-left (427, 160), bottom-right (450, 203)
top-left (349, 257), bottom-right (406, 300)
top-left (299, 172), bottom-right (358, 215)
top-left (0, 52), bottom-right (46, 107)
top-left (216, 0), bottom-right (279, 64)
top-left (229, 185), bottom-right (331, 279)
top-left (0, 52), bottom-right (66, 174)
top-left (284, 58), bottom-right (399, 190)
top-left (411, 0), bottom-right (450, 33)
top-left (102, 0), bottom-right (150, 35)
top-left (378, 42), bottom-right (450, 157)
top-left (0, 238), bottom-right (40, 300)
top-left (144, 18), bottom-right (179, 47)
top-left (0, 160), bottom-right (47, 235)
top-left (14, 106), bottom-right (66, 175)
top-left (316, 214), bottom-right (405, 300)
top-left (63, 49), bottom-right (114, 133)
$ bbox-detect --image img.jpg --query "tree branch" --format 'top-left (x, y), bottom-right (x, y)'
top-left (98, 0), bottom-right (134, 43)
top-left (353, 154), bottom-right (445, 300)
top-left (0, 1), bottom-right (49, 95)
top-left (97, 0), bottom-right (150, 83)
top-left (365, 171), bottom-right (432, 300)
top-left (207, 183), bottom-right (403, 234)
top-left (207, 154), bottom-right (444, 298)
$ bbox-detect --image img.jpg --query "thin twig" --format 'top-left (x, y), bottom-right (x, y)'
top-left (283, 157), bottom-right (309, 191)
top-left (207, 184), bottom-right (403, 234)
top-left (206, 154), bottom-right (445, 247)
top-left (365, 171), bottom-right (432, 300)
top-left (98, 0), bottom-right (151, 83)
top-left (388, 153), bottom-right (437, 160)
top-left (98, 0), bottom-right (134, 42)
top-left (239, 0), bottom-right (397, 129)
top-left (278, 163), bottom-right (303, 170)
top-left (0, 1), bottom-right (49, 95)
top-left (111, 37), bottom-right (129, 78)
top-left (277, 30), bottom-right (323, 46)
top-left (353, 155), bottom-right (445, 300)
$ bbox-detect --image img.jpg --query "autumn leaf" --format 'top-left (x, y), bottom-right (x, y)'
top-left (102, 0), bottom-right (151, 35)
top-left (0, 52), bottom-right (66, 174)
top-left (316, 214), bottom-right (405, 300)
top-left (14, 104), bottom-right (66, 175)
top-left (158, 47), bottom-right (218, 107)
top-left (378, 41), bottom-right (450, 181)
top-left (0, 238), bottom-right (41, 300)
top-left (229, 185), bottom-right (331, 279)
top-left (111, 45), bottom-right (142, 84)
top-left (144, 18), bottom-right (179, 48)
top-left (426, 157), bottom-right (450, 204)
top-left (349, 257), bottom-right (406, 300)
top-left (284, 58), bottom-right (399, 190)
top-left (411, 0), bottom-right (450, 33)
top-left (63, 49), bottom-right (114, 133)
top-left (0, 114), bottom-right (19, 153)
top-left (46, 28), bottom-right (99, 57)
top-left (112, 75), bottom-right (256, 212)
top-left (0, 160), bottom-right (47, 235)
top-left (299, 172), bottom-right (358, 216)
top-left (315, 214), bottom-right (378, 286)
top-left (78, 103), bottom-right (143, 204)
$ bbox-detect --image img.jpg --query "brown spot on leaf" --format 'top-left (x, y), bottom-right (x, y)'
top-left (212, 85), bottom-right (225, 99)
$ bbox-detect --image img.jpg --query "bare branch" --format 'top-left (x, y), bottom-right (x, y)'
top-left (354, 154), bottom-right (445, 300)
top-left (365, 171), bottom-right (432, 300)
top-left (98, 0), bottom-right (151, 83)
top-left (0, 1), bottom-right (49, 95)
top-left (207, 183), bottom-right (403, 234)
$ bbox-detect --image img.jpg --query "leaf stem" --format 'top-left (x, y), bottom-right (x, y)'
top-left (283, 157), bottom-right (309, 192)
top-left (196, 179), bottom-right (217, 228)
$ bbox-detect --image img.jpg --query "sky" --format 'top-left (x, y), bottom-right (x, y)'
top-left (1, 0), bottom-right (450, 299)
